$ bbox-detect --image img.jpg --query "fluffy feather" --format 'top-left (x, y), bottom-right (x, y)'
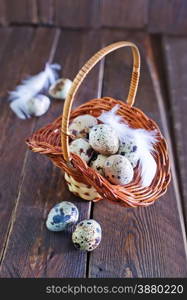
top-left (10, 99), bottom-right (29, 119)
top-left (98, 105), bottom-right (158, 187)
top-left (139, 151), bottom-right (157, 187)
top-left (98, 104), bottom-right (129, 140)
top-left (10, 94), bottom-right (51, 119)
top-left (124, 127), bottom-right (158, 187)
top-left (9, 63), bottom-right (60, 119)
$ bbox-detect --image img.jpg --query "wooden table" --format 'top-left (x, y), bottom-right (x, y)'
top-left (0, 26), bottom-right (187, 278)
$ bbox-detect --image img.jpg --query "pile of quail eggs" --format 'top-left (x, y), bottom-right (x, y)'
top-left (45, 113), bottom-right (140, 251)
top-left (46, 201), bottom-right (101, 251)
top-left (68, 114), bottom-right (139, 185)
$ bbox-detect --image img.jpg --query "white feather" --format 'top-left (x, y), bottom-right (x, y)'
top-left (10, 94), bottom-right (51, 119)
top-left (9, 63), bottom-right (60, 119)
top-left (139, 151), bottom-right (157, 187)
top-left (126, 127), bottom-right (158, 187)
top-left (98, 105), bottom-right (158, 187)
top-left (10, 99), bottom-right (29, 119)
top-left (98, 104), bottom-right (129, 140)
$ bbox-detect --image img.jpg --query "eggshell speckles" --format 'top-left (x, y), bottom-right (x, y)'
top-left (104, 154), bottom-right (134, 185)
top-left (89, 124), bottom-right (119, 155)
top-left (69, 138), bottom-right (93, 163)
top-left (72, 219), bottom-right (102, 251)
top-left (49, 78), bottom-right (72, 99)
top-left (46, 201), bottom-right (79, 232)
top-left (90, 154), bottom-right (108, 176)
top-left (69, 114), bottom-right (98, 139)
top-left (118, 137), bottom-right (139, 168)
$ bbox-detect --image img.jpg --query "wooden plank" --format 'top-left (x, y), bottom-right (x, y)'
top-left (88, 30), bottom-right (187, 278)
top-left (55, 0), bottom-right (99, 28)
top-left (101, 0), bottom-right (148, 29)
top-left (162, 36), bottom-right (187, 225)
top-left (37, 0), bottom-right (54, 24)
top-left (0, 27), bottom-right (59, 277)
top-left (0, 27), bottom-right (35, 256)
top-left (0, 0), bottom-right (7, 25)
top-left (149, 0), bottom-right (187, 35)
top-left (0, 30), bottom-right (103, 278)
top-left (0, 28), bottom-right (12, 62)
top-left (5, 0), bottom-right (38, 24)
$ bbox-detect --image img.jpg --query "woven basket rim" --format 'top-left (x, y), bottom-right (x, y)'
top-left (26, 97), bottom-right (171, 208)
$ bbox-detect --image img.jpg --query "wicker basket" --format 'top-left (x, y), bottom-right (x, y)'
top-left (27, 41), bottom-right (171, 208)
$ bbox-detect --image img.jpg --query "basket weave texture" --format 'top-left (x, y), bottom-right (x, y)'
top-left (26, 41), bottom-right (171, 208)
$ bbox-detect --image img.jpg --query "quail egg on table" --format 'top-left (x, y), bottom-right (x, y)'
top-left (27, 95), bottom-right (51, 117)
top-left (118, 136), bottom-right (139, 168)
top-left (89, 124), bottom-right (119, 155)
top-left (46, 201), bottom-right (79, 232)
top-left (69, 114), bottom-right (98, 139)
top-left (49, 78), bottom-right (72, 99)
top-left (90, 154), bottom-right (108, 176)
top-left (104, 154), bottom-right (134, 185)
top-left (72, 219), bottom-right (102, 251)
top-left (69, 138), bottom-right (93, 163)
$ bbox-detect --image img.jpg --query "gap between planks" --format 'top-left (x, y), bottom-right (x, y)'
top-left (1, 28), bottom-right (186, 276)
top-left (0, 28), bottom-right (61, 267)
top-left (145, 35), bottom-right (187, 260)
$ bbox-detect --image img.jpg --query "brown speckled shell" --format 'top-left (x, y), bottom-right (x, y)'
top-left (26, 97), bottom-right (171, 208)
top-left (26, 41), bottom-right (171, 208)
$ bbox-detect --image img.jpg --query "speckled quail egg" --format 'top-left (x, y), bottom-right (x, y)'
top-left (90, 154), bottom-right (108, 176)
top-left (49, 78), bottom-right (72, 99)
top-left (118, 137), bottom-right (139, 168)
top-left (72, 219), bottom-right (102, 251)
top-left (46, 201), bottom-right (79, 232)
top-left (69, 138), bottom-right (93, 163)
top-left (104, 154), bottom-right (134, 185)
top-left (69, 114), bottom-right (98, 139)
top-left (89, 124), bottom-right (119, 155)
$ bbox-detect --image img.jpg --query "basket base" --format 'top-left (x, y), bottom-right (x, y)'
top-left (64, 173), bottom-right (101, 201)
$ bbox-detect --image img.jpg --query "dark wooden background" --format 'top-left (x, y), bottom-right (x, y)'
top-left (0, 0), bottom-right (187, 278)
top-left (0, 0), bottom-right (187, 35)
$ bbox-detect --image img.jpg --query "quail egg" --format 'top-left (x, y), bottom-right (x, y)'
top-left (49, 78), bottom-right (72, 99)
top-left (69, 138), bottom-right (93, 163)
top-left (72, 219), bottom-right (102, 251)
top-left (90, 153), bottom-right (108, 176)
top-left (104, 154), bottom-right (134, 185)
top-left (89, 124), bottom-right (119, 155)
top-left (69, 114), bottom-right (98, 139)
top-left (27, 95), bottom-right (50, 117)
top-left (118, 136), bottom-right (139, 168)
top-left (46, 201), bottom-right (79, 232)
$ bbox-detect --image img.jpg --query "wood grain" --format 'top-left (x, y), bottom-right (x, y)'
top-left (55, 0), bottom-right (99, 28)
top-left (0, 28), bottom-right (12, 62)
top-left (0, 28), bottom-right (34, 255)
top-left (0, 27), bottom-right (59, 277)
top-left (1, 0), bottom-right (187, 36)
top-left (162, 36), bottom-right (187, 224)
top-left (88, 30), bottom-right (187, 278)
top-left (37, 0), bottom-right (54, 24)
top-left (149, 0), bottom-right (187, 35)
top-left (0, 26), bottom-right (187, 278)
top-left (0, 29), bottom-right (103, 278)
top-left (0, 0), bottom-right (7, 25)
top-left (101, 0), bottom-right (148, 29)
top-left (5, 0), bottom-right (38, 24)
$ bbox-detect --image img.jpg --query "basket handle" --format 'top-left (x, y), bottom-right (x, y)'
top-left (61, 41), bottom-right (140, 162)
